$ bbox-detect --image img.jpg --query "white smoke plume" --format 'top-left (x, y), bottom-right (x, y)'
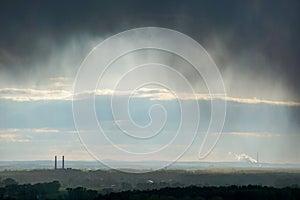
top-left (229, 152), bottom-right (258, 163)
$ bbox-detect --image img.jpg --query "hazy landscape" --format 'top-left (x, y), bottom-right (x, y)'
top-left (1, 0), bottom-right (300, 199)
top-left (1, 167), bottom-right (300, 189)
top-left (1, 160), bottom-right (300, 171)
top-left (1, 166), bottom-right (300, 199)
top-left (1, 160), bottom-right (299, 199)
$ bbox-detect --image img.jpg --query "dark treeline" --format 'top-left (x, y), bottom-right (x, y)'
top-left (0, 178), bottom-right (300, 200)
top-left (97, 185), bottom-right (300, 200)
top-left (0, 178), bottom-right (62, 200)
top-left (0, 177), bottom-right (99, 200)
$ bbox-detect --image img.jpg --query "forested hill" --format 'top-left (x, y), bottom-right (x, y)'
top-left (0, 180), bottom-right (299, 200)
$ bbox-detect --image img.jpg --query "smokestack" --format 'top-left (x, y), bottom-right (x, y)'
top-left (62, 155), bottom-right (64, 169)
top-left (257, 152), bottom-right (259, 164)
top-left (54, 155), bottom-right (57, 170)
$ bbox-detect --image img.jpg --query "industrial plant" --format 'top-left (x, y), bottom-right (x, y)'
top-left (54, 155), bottom-right (65, 170)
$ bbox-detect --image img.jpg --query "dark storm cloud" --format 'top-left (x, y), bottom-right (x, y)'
top-left (0, 0), bottom-right (299, 98)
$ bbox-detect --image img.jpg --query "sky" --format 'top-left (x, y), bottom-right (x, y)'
top-left (0, 0), bottom-right (299, 165)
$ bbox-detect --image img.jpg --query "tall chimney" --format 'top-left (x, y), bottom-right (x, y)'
top-left (257, 152), bottom-right (259, 164)
top-left (54, 155), bottom-right (57, 170)
top-left (62, 155), bottom-right (64, 169)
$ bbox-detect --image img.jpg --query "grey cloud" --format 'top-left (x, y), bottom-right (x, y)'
top-left (0, 0), bottom-right (299, 99)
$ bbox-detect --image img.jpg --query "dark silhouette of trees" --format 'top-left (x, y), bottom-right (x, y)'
top-left (95, 185), bottom-right (300, 200)
top-left (0, 180), bottom-right (61, 200)
top-left (2, 178), bottom-right (18, 187)
top-left (67, 187), bottom-right (98, 200)
top-left (0, 180), bottom-right (299, 200)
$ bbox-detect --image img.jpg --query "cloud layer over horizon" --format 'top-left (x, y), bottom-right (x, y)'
top-left (0, 0), bottom-right (299, 164)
